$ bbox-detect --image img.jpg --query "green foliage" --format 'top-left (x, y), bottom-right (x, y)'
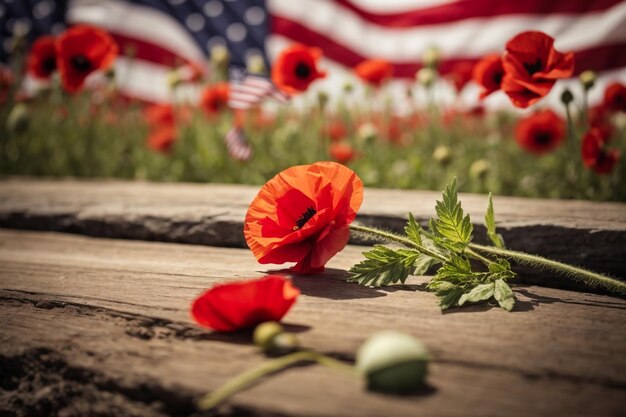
top-left (430, 178), bottom-right (473, 253)
top-left (348, 245), bottom-right (435, 287)
top-left (350, 179), bottom-right (518, 311)
top-left (485, 193), bottom-right (505, 248)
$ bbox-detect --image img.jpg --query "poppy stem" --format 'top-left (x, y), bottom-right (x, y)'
top-left (468, 243), bottom-right (626, 295)
top-left (349, 224), bottom-right (448, 262)
top-left (197, 351), bottom-right (356, 411)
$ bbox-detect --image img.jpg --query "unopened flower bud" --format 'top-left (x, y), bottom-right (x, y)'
top-left (356, 331), bottom-right (429, 394)
top-left (422, 46), bottom-right (440, 69)
top-left (579, 70), bottom-right (596, 91)
top-left (469, 159), bottom-right (490, 180)
top-left (7, 103), bottom-right (30, 134)
top-left (246, 54), bottom-right (266, 75)
top-left (253, 321), bottom-right (299, 354)
top-left (433, 145), bottom-right (452, 166)
top-left (317, 91), bottom-right (329, 110)
top-left (560, 88), bottom-right (574, 105)
top-left (357, 122), bottom-right (379, 143)
top-left (166, 70), bottom-right (181, 90)
top-left (211, 45), bottom-right (230, 69)
top-left (416, 67), bottom-right (437, 88)
top-left (343, 82), bottom-right (354, 94)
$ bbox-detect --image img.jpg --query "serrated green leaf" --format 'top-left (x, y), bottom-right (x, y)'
top-left (439, 287), bottom-right (463, 310)
top-left (458, 283), bottom-right (495, 306)
top-left (426, 280), bottom-right (455, 295)
top-left (405, 212), bottom-right (422, 246)
top-left (413, 254), bottom-right (438, 276)
top-left (485, 193), bottom-right (505, 248)
top-left (494, 279), bottom-right (515, 311)
top-left (348, 245), bottom-right (420, 287)
top-left (431, 178), bottom-right (473, 253)
top-left (487, 259), bottom-right (516, 281)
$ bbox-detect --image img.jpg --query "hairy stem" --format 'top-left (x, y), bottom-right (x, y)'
top-left (469, 243), bottom-right (626, 295)
top-left (197, 351), bottom-right (356, 410)
top-left (349, 223), bottom-right (448, 262)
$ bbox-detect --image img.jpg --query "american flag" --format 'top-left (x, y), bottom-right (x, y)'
top-left (224, 125), bottom-right (252, 161)
top-left (228, 67), bottom-right (289, 110)
top-left (1, 0), bottom-right (625, 105)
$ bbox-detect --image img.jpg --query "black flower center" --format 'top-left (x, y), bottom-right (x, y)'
top-left (492, 71), bottom-right (503, 86)
top-left (534, 131), bottom-right (553, 145)
top-left (42, 56), bottom-right (56, 74)
top-left (524, 58), bottom-right (542, 76)
top-left (71, 55), bottom-right (92, 72)
top-left (294, 206), bottom-right (316, 230)
top-left (294, 62), bottom-right (311, 80)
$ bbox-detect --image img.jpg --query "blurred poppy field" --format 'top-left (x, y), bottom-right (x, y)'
top-left (1, 26), bottom-right (625, 201)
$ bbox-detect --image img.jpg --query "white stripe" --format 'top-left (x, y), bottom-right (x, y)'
top-left (113, 57), bottom-right (199, 103)
top-left (349, 0), bottom-right (455, 13)
top-left (67, 0), bottom-right (205, 63)
top-left (268, 0), bottom-right (626, 61)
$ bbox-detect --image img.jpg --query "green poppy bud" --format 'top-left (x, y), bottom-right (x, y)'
top-left (416, 67), bottom-right (437, 88)
top-left (422, 46), bottom-right (440, 69)
top-left (579, 70), bottom-right (596, 91)
top-left (343, 82), bottom-right (354, 94)
top-left (469, 159), bottom-right (490, 180)
top-left (7, 103), bottom-right (30, 134)
top-left (433, 145), bottom-right (452, 166)
top-left (560, 88), bottom-right (574, 105)
top-left (317, 91), bottom-right (329, 110)
top-left (253, 321), bottom-right (299, 354)
top-left (246, 53), bottom-right (266, 75)
top-left (356, 331), bottom-right (429, 394)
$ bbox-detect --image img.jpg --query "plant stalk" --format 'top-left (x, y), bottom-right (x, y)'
top-left (197, 351), bottom-right (356, 411)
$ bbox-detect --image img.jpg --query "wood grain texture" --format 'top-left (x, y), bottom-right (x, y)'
top-left (1, 178), bottom-right (625, 289)
top-left (1, 230), bottom-right (625, 417)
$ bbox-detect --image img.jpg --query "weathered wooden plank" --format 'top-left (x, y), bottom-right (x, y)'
top-left (1, 178), bottom-right (625, 288)
top-left (1, 230), bottom-right (625, 417)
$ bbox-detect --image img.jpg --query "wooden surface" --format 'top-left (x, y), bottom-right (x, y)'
top-left (1, 178), bottom-right (626, 285)
top-left (1, 229), bottom-right (625, 417)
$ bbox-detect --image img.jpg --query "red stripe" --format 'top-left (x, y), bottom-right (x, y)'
top-left (333, 0), bottom-right (623, 28)
top-left (110, 32), bottom-right (189, 68)
top-left (272, 16), bottom-right (626, 77)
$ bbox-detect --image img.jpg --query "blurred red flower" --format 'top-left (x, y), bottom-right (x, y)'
top-left (200, 82), bottom-right (229, 116)
top-left (0, 67), bottom-right (12, 104)
top-left (502, 31), bottom-right (574, 108)
top-left (144, 103), bottom-right (175, 125)
top-left (323, 120), bottom-right (348, 142)
top-left (147, 124), bottom-right (177, 153)
top-left (271, 44), bottom-right (326, 94)
top-left (27, 36), bottom-right (57, 80)
top-left (473, 54), bottom-right (504, 99)
top-left (56, 25), bottom-right (118, 93)
top-left (354, 59), bottom-right (393, 87)
top-left (588, 104), bottom-right (614, 138)
top-left (582, 128), bottom-right (620, 174)
top-left (245, 162), bottom-right (363, 274)
top-left (603, 82), bottom-right (626, 112)
top-left (191, 275), bottom-right (300, 332)
top-left (447, 61), bottom-right (474, 93)
top-left (330, 142), bottom-right (357, 164)
top-left (514, 109), bottom-right (565, 155)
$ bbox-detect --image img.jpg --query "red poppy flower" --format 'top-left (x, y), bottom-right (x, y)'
top-left (147, 124), bottom-right (177, 153)
top-left (502, 31), bottom-right (574, 108)
top-left (144, 104), bottom-right (175, 126)
top-left (271, 44), bottom-right (326, 94)
top-left (200, 82), bottom-right (229, 116)
top-left (447, 61), bottom-right (474, 93)
top-left (27, 36), bottom-right (57, 80)
top-left (354, 59), bottom-right (393, 88)
top-left (473, 54), bottom-right (504, 99)
top-left (514, 109), bottom-right (565, 155)
top-left (245, 162), bottom-right (363, 274)
top-left (323, 120), bottom-right (348, 142)
top-left (191, 275), bottom-right (300, 332)
top-left (581, 128), bottom-right (620, 174)
top-left (603, 82), bottom-right (626, 112)
top-left (56, 25), bottom-right (119, 93)
top-left (0, 67), bottom-right (12, 104)
top-left (330, 143), bottom-right (357, 164)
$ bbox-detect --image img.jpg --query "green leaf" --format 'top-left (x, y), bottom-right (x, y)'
top-left (458, 283), bottom-right (495, 306)
top-left (432, 254), bottom-right (473, 284)
top-left (487, 259), bottom-right (516, 281)
top-left (439, 287), bottom-right (463, 310)
top-left (405, 212), bottom-right (422, 246)
top-left (426, 280), bottom-right (455, 295)
top-left (413, 254), bottom-right (438, 276)
top-left (485, 193), bottom-right (505, 248)
top-left (431, 178), bottom-right (473, 253)
top-left (348, 245), bottom-right (420, 287)
top-left (494, 279), bottom-right (515, 311)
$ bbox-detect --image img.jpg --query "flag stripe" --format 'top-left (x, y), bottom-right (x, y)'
top-left (271, 15), bottom-right (626, 77)
top-left (270, 0), bottom-right (626, 61)
top-left (110, 32), bottom-right (186, 68)
top-left (332, 0), bottom-right (624, 28)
